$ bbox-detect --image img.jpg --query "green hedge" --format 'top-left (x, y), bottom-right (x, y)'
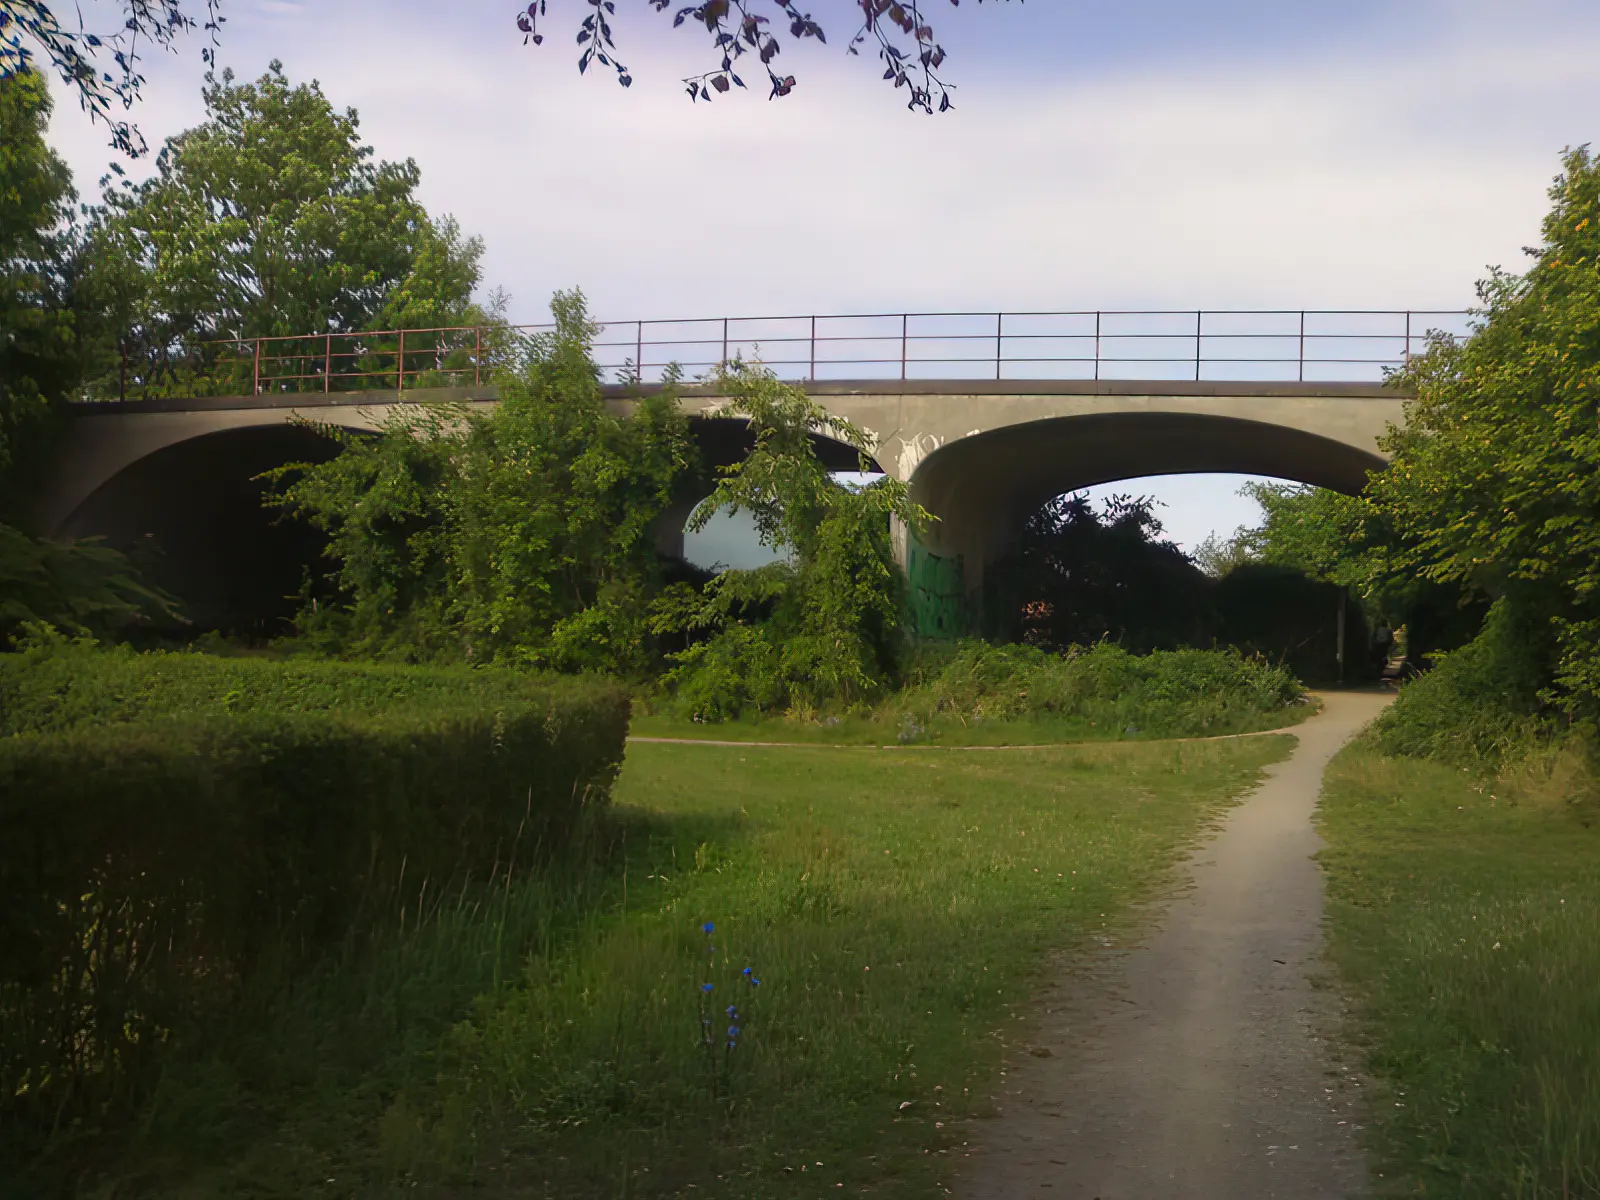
top-left (0, 641), bottom-right (586, 735)
top-left (0, 647), bottom-right (629, 1153)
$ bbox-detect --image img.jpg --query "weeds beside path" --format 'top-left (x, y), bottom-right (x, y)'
top-left (86, 736), bottom-right (1293, 1197)
top-left (1318, 745), bottom-right (1600, 1197)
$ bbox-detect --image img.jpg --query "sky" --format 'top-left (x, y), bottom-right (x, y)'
top-left (39, 0), bottom-right (1600, 562)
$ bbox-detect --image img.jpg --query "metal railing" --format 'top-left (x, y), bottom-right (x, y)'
top-left (106, 309), bottom-right (1473, 401)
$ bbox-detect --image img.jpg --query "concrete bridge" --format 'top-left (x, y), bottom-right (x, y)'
top-left (38, 376), bottom-right (1405, 633)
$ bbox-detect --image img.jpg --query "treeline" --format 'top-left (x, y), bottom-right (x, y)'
top-left (1206, 148), bottom-right (1600, 780)
top-left (0, 61), bottom-right (488, 640)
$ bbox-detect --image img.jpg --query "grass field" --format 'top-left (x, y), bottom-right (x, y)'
top-left (1317, 746), bottom-right (1600, 1198)
top-left (83, 735), bottom-right (1292, 1198)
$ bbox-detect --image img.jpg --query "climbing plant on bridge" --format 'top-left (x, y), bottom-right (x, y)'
top-left (656, 361), bottom-right (930, 718)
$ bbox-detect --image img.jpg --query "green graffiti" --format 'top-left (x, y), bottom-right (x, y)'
top-left (907, 538), bottom-right (966, 639)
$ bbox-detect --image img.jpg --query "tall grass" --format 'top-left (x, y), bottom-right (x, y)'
top-left (70, 736), bottom-right (1290, 1197)
top-left (1317, 747), bottom-right (1600, 1198)
top-left (640, 640), bottom-right (1310, 745)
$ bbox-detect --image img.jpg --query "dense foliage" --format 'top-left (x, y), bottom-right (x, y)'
top-left (0, 70), bottom-right (179, 641)
top-left (1004, 492), bottom-right (1209, 650)
top-left (898, 639), bottom-right (1305, 736)
top-left (1372, 146), bottom-right (1600, 711)
top-left (77, 61), bottom-right (486, 398)
top-left (0, 641), bottom-right (628, 1162)
top-left (0, 67), bottom-right (73, 512)
top-left (657, 363), bottom-right (928, 718)
top-left (270, 291), bottom-right (696, 670)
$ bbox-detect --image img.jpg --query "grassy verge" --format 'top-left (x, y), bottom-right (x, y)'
top-left (86, 736), bottom-right (1292, 1198)
top-left (629, 702), bottom-right (1312, 747)
top-left (1317, 746), bottom-right (1600, 1198)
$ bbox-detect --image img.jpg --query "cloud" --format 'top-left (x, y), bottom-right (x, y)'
top-left (40, 3), bottom-right (1598, 542)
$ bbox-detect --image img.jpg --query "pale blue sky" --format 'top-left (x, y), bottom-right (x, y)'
top-left (39, 0), bottom-right (1600, 554)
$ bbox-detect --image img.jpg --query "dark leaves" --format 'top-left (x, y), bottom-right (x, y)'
top-left (509, 0), bottom-right (1010, 115)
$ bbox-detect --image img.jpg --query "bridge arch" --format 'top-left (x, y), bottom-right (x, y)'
top-left (901, 408), bottom-right (1391, 633)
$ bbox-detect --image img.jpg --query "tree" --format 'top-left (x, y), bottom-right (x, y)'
top-left (1370, 145), bottom-right (1600, 706)
top-left (0, 66), bottom-right (74, 514)
top-left (2, 1), bottom-right (1014, 160)
top-left (76, 61), bottom-right (486, 397)
top-left (1005, 493), bottom-right (1210, 653)
top-left (657, 362), bottom-right (929, 718)
top-left (268, 290), bottom-right (697, 671)
top-left (0, 69), bottom-right (179, 639)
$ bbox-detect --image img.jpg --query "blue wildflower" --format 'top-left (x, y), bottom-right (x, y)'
top-left (728, 1025), bottom-right (740, 1037)
top-left (702, 921), bottom-right (715, 934)
top-left (726, 1005), bottom-right (739, 1018)
top-left (742, 967), bottom-right (753, 976)
top-left (701, 983), bottom-right (713, 992)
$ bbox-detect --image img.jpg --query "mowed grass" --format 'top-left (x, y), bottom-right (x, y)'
top-left (92, 736), bottom-right (1290, 1199)
top-left (1317, 747), bottom-right (1600, 1198)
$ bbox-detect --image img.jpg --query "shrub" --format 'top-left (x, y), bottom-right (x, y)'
top-left (0, 646), bottom-right (629, 1154)
top-left (1370, 600), bottom-right (1559, 767)
top-left (898, 640), bottom-right (1304, 737)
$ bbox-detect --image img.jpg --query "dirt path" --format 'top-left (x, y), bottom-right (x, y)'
top-left (958, 691), bottom-right (1391, 1200)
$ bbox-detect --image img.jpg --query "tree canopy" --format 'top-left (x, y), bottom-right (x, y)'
top-left (0, 66), bottom-right (74, 513)
top-left (77, 61), bottom-right (485, 396)
top-left (1371, 146), bottom-right (1600, 705)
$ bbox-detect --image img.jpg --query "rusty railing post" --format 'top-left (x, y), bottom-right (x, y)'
top-left (119, 343), bottom-right (127, 402)
top-left (1094, 311), bottom-right (1101, 381)
top-left (1404, 310), bottom-right (1412, 365)
top-left (721, 317), bottom-right (729, 369)
top-left (636, 320), bottom-right (644, 383)
top-left (475, 325), bottom-right (482, 387)
top-left (809, 315), bottom-right (816, 381)
top-left (1298, 310), bottom-right (1306, 383)
top-left (324, 333), bottom-right (332, 393)
top-left (1195, 310), bottom-right (1203, 381)
top-left (901, 314), bottom-right (908, 381)
top-left (397, 328), bottom-right (405, 393)
top-left (252, 336), bottom-right (261, 396)
top-left (995, 313), bottom-right (1003, 380)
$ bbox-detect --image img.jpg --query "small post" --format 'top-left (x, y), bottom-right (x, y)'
top-left (1336, 590), bottom-right (1347, 684)
top-left (474, 326), bottom-right (482, 387)
top-left (253, 337), bottom-right (261, 396)
top-left (397, 328), bottom-right (405, 393)
top-left (119, 343), bottom-right (127, 403)
top-left (809, 315), bottom-right (816, 380)
top-left (1094, 311), bottom-right (1101, 381)
top-left (1298, 310), bottom-right (1306, 383)
top-left (1195, 310), bottom-right (1203, 381)
top-left (324, 333), bottom-right (332, 393)
top-left (901, 314), bottom-right (908, 381)
top-left (721, 317), bottom-right (729, 369)
top-left (636, 320), bottom-right (644, 383)
top-left (1404, 310), bottom-right (1412, 365)
top-left (995, 313), bottom-right (1003, 381)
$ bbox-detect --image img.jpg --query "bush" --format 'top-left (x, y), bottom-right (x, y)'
top-left (900, 640), bottom-right (1304, 737)
top-left (0, 646), bottom-right (629, 1156)
top-left (1370, 600), bottom-right (1559, 767)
